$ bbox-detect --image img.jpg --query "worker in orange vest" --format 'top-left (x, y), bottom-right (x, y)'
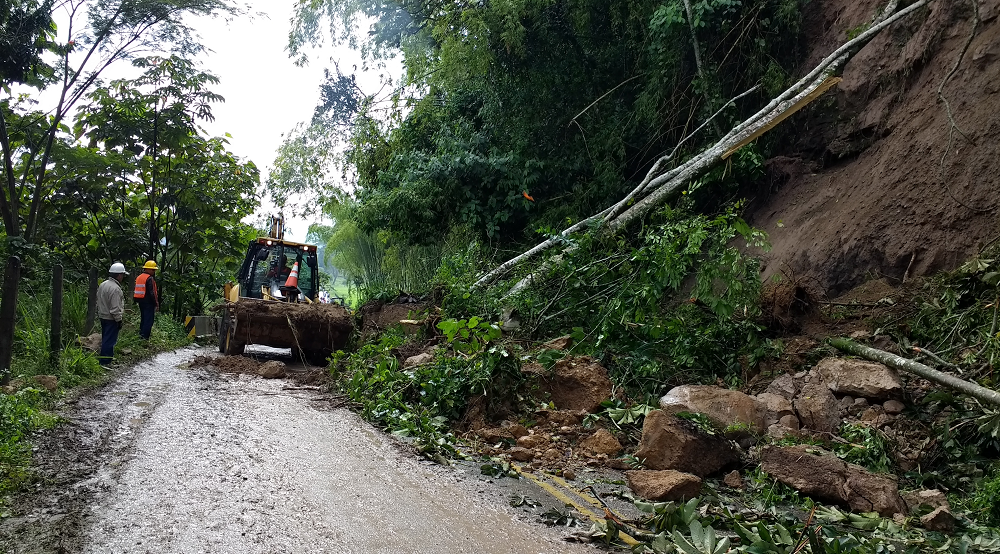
top-left (133, 260), bottom-right (160, 340)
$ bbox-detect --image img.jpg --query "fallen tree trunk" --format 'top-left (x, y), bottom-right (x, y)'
top-left (474, 0), bottom-right (930, 293)
top-left (829, 337), bottom-right (1000, 408)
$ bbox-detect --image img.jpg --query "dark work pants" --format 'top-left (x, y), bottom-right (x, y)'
top-left (138, 302), bottom-right (156, 340)
top-left (100, 318), bottom-right (120, 366)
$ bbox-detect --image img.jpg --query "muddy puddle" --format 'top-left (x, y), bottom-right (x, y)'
top-left (0, 347), bottom-right (599, 553)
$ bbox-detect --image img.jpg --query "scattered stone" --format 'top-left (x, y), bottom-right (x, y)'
top-left (508, 424), bottom-right (529, 439)
top-left (883, 399), bottom-right (905, 415)
top-left (838, 395), bottom-right (855, 412)
top-left (767, 423), bottom-right (793, 439)
top-left (793, 378), bottom-right (842, 433)
top-left (33, 375), bottom-right (58, 392)
top-left (625, 470), bottom-right (703, 501)
top-left (755, 392), bottom-right (795, 426)
top-left (813, 357), bottom-right (903, 399)
top-left (765, 374), bottom-right (801, 400)
top-left (778, 414), bottom-right (800, 430)
top-left (634, 410), bottom-right (738, 477)
top-left (478, 427), bottom-right (514, 443)
top-left (543, 448), bottom-right (563, 461)
top-left (761, 445), bottom-right (906, 516)
top-left (2, 378), bottom-right (24, 395)
top-left (516, 434), bottom-right (548, 449)
top-left (920, 507), bottom-right (956, 533)
top-left (78, 333), bottom-right (101, 352)
top-left (403, 352), bottom-right (434, 368)
top-left (660, 385), bottom-right (766, 432)
top-left (579, 429), bottom-right (622, 456)
top-left (724, 470), bottom-right (744, 489)
top-left (541, 335), bottom-right (573, 351)
top-left (539, 410), bottom-right (586, 427)
top-left (903, 489), bottom-right (950, 513)
top-left (563, 469), bottom-right (576, 481)
top-left (540, 357), bottom-right (612, 413)
top-left (258, 360), bottom-right (287, 379)
top-left (509, 447), bottom-right (534, 462)
top-left (849, 330), bottom-right (872, 340)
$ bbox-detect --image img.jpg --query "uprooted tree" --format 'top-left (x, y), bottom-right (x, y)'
top-left (472, 0), bottom-right (932, 297)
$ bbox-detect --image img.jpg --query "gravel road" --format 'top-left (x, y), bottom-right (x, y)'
top-left (1, 347), bottom-right (596, 553)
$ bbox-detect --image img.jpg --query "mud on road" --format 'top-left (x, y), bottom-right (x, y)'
top-left (1, 347), bottom-right (597, 553)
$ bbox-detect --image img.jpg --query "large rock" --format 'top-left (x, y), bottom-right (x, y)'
top-left (660, 385), bottom-right (766, 432)
top-left (625, 470), bottom-right (703, 501)
top-left (634, 410), bottom-right (738, 477)
top-left (579, 429), bottom-right (622, 456)
top-left (793, 378), bottom-right (842, 433)
top-left (813, 357), bottom-right (903, 400)
top-left (540, 356), bottom-right (612, 413)
top-left (903, 489), bottom-right (950, 513)
top-left (78, 333), bottom-right (102, 353)
top-left (755, 392), bottom-right (795, 426)
top-left (920, 507), bottom-right (956, 533)
top-left (403, 352), bottom-right (434, 368)
top-left (258, 360), bottom-right (287, 379)
top-left (761, 445), bottom-right (907, 516)
top-left (765, 374), bottom-right (802, 400)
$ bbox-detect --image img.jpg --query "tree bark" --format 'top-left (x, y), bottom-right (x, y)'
top-left (829, 337), bottom-right (1000, 408)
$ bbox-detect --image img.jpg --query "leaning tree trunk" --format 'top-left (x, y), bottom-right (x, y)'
top-left (474, 0), bottom-right (930, 296)
top-left (830, 337), bottom-right (1000, 408)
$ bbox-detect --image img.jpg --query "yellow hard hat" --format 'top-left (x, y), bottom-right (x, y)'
top-left (143, 260), bottom-right (158, 270)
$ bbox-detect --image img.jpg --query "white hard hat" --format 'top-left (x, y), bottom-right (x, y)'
top-left (109, 262), bottom-right (128, 275)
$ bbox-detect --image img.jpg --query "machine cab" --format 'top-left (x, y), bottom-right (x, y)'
top-left (236, 238), bottom-right (319, 302)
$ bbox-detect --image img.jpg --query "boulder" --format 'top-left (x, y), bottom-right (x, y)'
top-left (660, 385), bottom-right (766, 432)
top-left (765, 374), bottom-right (801, 400)
top-left (793, 378), bottom-right (842, 433)
top-left (634, 410), bottom-right (739, 477)
top-left (625, 470), bottom-right (703, 501)
top-left (724, 470), bottom-right (744, 489)
top-left (539, 357), bottom-right (612, 413)
top-left (78, 333), bottom-right (102, 352)
top-left (403, 352), bottom-right (434, 368)
top-left (258, 361), bottom-right (287, 379)
top-left (920, 507), bottom-right (956, 533)
top-left (903, 489), bottom-right (950, 513)
top-left (516, 434), bottom-right (548, 449)
top-left (507, 423), bottom-right (529, 439)
top-left (33, 375), bottom-right (58, 392)
top-left (883, 400), bottom-right (905, 415)
top-left (579, 429), bottom-right (622, 456)
top-left (761, 445), bottom-right (907, 517)
top-left (755, 392), bottom-right (795, 426)
top-left (509, 447), bottom-right (534, 462)
top-left (813, 357), bottom-right (903, 400)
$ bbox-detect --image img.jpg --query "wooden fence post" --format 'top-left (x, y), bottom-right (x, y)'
top-left (50, 264), bottom-right (63, 367)
top-left (0, 256), bottom-right (21, 386)
top-left (85, 267), bottom-right (98, 335)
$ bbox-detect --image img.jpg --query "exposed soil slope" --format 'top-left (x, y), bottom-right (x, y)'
top-left (750, 0), bottom-right (1000, 295)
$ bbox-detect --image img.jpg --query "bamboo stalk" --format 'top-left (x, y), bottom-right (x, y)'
top-left (829, 337), bottom-right (1000, 407)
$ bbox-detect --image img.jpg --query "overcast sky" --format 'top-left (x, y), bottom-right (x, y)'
top-left (188, 1), bottom-right (396, 240)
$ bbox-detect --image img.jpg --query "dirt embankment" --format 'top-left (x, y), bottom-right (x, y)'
top-left (750, 0), bottom-right (1000, 295)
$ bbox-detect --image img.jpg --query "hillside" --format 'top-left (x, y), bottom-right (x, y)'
top-left (752, 0), bottom-right (1000, 295)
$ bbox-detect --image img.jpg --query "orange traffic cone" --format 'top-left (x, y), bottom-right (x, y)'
top-left (284, 262), bottom-right (299, 288)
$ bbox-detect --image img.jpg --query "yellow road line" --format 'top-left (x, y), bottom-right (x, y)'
top-left (511, 464), bottom-right (640, 546)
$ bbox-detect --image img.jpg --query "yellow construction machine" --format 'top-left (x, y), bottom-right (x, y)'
top-left (218, 216), bottom-right (352, 364)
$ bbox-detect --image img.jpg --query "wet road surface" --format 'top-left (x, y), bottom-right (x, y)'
top-left (2, 347), bottom-right (596, 553)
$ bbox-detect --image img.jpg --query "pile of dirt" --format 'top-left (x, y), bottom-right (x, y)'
top-left (189, 355), bottom-right (328, 385)
top-left (748, 0), bottom-right (1000, 296)
top-left (359, 298), bottom-right (433, 338)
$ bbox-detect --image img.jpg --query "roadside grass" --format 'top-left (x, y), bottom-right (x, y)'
top-left (0, 292), bottom-right (191, 503)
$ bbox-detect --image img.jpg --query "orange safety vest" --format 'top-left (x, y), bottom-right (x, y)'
top-left (133, 273), bottom-right (157, 301)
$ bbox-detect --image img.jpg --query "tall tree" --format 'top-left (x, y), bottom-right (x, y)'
top-left (0, 0), bottom-right (241, 243)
